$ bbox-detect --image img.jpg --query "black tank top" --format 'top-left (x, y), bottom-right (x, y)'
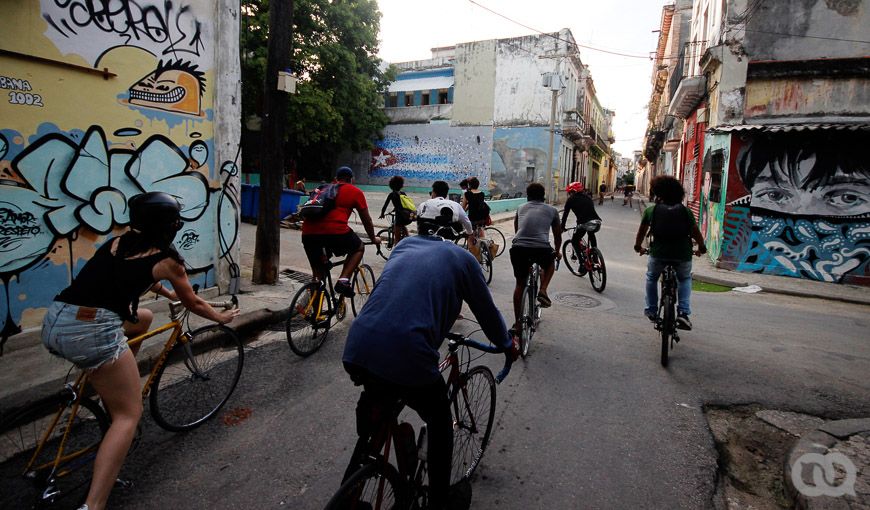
top-left (56, 239), bottom-right (170, 321)
top-left (465, 191), bottom-right (487, 222)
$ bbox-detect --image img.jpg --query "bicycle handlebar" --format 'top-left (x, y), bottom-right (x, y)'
top-left (169, 295), bottom-right (238, 318)
top-left (445, 332), bottom-right (513, 384)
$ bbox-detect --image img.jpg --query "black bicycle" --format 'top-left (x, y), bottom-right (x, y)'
top-left (286, 249), bottom-right (375, 356)
top-left (375, 212), bottom-right (409, 261)
top-left (517, 262), bottom-right (542, 358)
top-left (562, 220), bottom-right (606, 293)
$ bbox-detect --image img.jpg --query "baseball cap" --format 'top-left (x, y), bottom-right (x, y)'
top-left (336, 166), bottom-right (354, 179)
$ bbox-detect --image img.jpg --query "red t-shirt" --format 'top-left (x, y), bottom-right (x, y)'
top-left (301, 184), bottom-right (368, 235)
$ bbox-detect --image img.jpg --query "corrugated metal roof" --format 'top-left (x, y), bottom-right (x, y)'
top-left (388, 76), bottom-right (454, 93)
top-left (709, 123), bottom-right (870, 133)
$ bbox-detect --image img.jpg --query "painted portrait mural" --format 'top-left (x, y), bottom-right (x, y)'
top-left (0, 1), bottom-right (239, 351)
top-left (718, 131), bottom-right (870, 285)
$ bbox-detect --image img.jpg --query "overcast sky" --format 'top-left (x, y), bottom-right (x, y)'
top-left (375, 0), bottom-right (668, 158)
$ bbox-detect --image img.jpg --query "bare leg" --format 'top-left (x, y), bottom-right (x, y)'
top-left (539, 262), bottom-right (556, 299)
top-left (122, 308), bottom-right (152, 357)
top-left (84, 350), bottom-right (143, 510)
top-left (339, 245), bottom-right (365, 281)
top-left (512, 280), bottom-right (525, 330)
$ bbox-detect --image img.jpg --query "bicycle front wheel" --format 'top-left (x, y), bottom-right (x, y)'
top-left (351, 264), bottom-right (376, 317)
top-left (660, 295), bottom-right (674, 367)
top-left (450, 366), bottom-right (497, 483)
top-left (375, 228), bottom-right (392, 261)
top-left (0, 395), bottom-right (108, 508)
top-left (286, 282), bottom-right (332, 357)
top-left (150, 324), bottom-right (244, 432)
top-left (484, 227), bottom-right (506, 257)
top-left (588, 247), bottom-right (607, 293)
top-left (561, 240), bottom-right (583, 277)
top-left (324, 461), bottom-right (406, 510)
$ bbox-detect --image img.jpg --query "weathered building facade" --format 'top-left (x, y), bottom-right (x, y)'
top-left (0, 1), bottom-right (242, 350)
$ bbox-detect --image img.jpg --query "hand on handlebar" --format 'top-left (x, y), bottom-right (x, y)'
top-left (372, 235), bottom-right (382, 245)
top-left (635, 245), bottom-right (648, 255)
top-left (507, 331), bottom-right (521, 363)
top-left (217, 308), bottom-right (240, 324)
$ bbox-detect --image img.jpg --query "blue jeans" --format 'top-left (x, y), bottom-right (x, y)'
top-left (645, 258), bottom-right (692, 316)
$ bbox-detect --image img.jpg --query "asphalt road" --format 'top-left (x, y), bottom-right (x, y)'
top-left (49, 201), bottom-right (870, 509)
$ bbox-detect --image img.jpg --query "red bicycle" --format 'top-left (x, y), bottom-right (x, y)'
top-left (562, 220), bottom-right (607, 293)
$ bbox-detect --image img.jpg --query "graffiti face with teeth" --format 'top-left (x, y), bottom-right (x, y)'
top-left (129, 59), bottom-right (205, 116)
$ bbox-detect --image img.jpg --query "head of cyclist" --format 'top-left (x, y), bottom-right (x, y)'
top-left (388, 175), bottom-right (404, 191)
top-left (566, 181), bottom-right (585, 196)
top-left (430, 179), bottom-right (450, 198)
top-left (124, 191), bottom-right (184, 263)
top-left (650, 175), bottom-right (684, 205)
top-left (527, 182), bottom-right (546, 202)
top-left (336, 165), bottom-right (354, 183)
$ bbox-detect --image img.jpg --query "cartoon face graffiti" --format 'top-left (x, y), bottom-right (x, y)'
top-left (129, 59), bottom-right (205, 116)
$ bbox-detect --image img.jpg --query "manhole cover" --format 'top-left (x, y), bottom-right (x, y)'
top-left (553, 292), bottom-right (602, 309)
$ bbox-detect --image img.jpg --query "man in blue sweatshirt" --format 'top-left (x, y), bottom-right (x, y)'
top-left (341, 194), bottom-right (518, 510)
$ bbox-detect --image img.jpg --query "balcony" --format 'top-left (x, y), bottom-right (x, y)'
top-left (667, 75), bottom-right (706, 119)
top-left (561, 111), bottom-right (589, 144)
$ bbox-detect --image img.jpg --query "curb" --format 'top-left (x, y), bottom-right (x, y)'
top-left (783, 418), bottom-right (870, 509)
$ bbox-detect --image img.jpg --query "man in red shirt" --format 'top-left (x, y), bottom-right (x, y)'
top-left (301, 166), bottom-right (380, 296)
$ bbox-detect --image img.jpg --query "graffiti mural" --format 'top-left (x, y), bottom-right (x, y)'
top-left (492, 127), bottom-right (556, 195)
top-left (718, 131), bottom-right (870, 284)
top-left (369, 125), bottom-right (492, 186)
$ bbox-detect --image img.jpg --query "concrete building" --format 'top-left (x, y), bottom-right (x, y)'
top-left (0, 1), bottom-right (242, 350)
top-left (646, 0), bottom-right (870, 286)
top-left (363, 29), bottom-right (614, 203)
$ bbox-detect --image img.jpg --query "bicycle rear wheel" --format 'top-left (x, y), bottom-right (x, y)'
top-left (375, 228), bottom-right (392, 261)
top-left (352, 264), bottom-right (376, 316)
top-left (450, 366), bottom-right (496, 483)
top-left (484, 227), bottom-right (506, 257)
top-left (150, 324), bottom-right (244, 432)
top-left (286, 282), bottom-right (332, 357)
top-left (324, 460), bottom-right (406, 510)
top-left (588, 247), bottom-right (607, 293)
top-left (0, 395), bottom-right (108, 508)
top-left (660, 295), bottom-right (674, 367)
top-left (480, 248), bottom-right (493, 285)
top-left (519, 288), bottom-right (534, 358)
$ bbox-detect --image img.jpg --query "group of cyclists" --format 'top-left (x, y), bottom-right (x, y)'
top-left (39, 161), bottom-right (704, 509)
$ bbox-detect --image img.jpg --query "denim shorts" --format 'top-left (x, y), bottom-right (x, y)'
top-left (42, 301), bottom-right (128, 370)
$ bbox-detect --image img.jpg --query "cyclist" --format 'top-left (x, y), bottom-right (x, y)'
top-left (561, 182), bottom-right (601, 273)
top-left (41, 192), bottom-right (239, 510)
top-left (633, 175), bottom-right (707, 330)
top-left (510, 182), bottom-right (562, 325)
top-left (379, 175), bottom-right (413, 247)
top-left (461, 177), bottom-right (491, 259)
top-left (301, 166), bottom-right (380, 296)
top-left (341, 204), bottom-right (519, 510)
top-left (417, 180), bottom-right (472, 239)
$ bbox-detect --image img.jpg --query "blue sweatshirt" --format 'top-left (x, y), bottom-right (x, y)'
top-left (343, 235), bottom-right (511, 386)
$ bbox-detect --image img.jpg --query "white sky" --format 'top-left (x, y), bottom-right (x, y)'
top-left (375, 0), bottom-right (669, 158)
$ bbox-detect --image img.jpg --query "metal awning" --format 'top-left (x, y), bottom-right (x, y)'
top-left (388, 75), bottom-right (454, 93)
top-left (709, 123), bottom-right (870, 133)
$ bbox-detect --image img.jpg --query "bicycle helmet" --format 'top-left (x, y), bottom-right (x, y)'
top-left (128, 191), bottom-right (183, 234)
top-left (566, 182), bottom-right (585, 194)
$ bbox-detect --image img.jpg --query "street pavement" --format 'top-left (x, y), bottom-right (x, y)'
top-left (1, 192), bottom-right (868, 509)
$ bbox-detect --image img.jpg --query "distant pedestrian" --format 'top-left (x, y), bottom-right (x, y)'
top-left (598, 183), bottom-right (607, 205)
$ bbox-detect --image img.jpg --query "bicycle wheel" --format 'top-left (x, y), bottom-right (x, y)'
top-left (450, 366), bottom-right (497, 483)
top-left (375, 228), bottom-right (392, 261)
top-left (286, 282), bottom-right (332, 357)
top-left (588, 247), bottom-right (607, 293)
top-left (480, 249), bottom-right (493, 285)
top-left (561, 240), bottom-right (582, 277)
top-left (324, 460), bottom-right (407, 510)
top-left (150, 324), bottom-right (244, 432)
top-left (660, 295), bottom-right (674, 367)
top-left (352, 264), bottom-right (376, 317)
top-left (519, 289), bottom-right (533, 358)
top-left (484, 227), bottom-right (506, 257)
top-left (0, 395), bottom-right (109, 508)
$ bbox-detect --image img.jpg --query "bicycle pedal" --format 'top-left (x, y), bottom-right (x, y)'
top-left (115, 478), bottom-right (134, 489)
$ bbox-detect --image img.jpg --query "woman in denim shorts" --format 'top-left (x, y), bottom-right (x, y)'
top-left (42, 192), bottom-right (240, 510)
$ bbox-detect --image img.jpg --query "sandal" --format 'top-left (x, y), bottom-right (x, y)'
top-left (537, 293), bottom-right (552, 308)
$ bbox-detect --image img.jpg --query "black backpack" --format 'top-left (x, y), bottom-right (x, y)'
top-left (298, 183), bottom-right (343, 220)
top-left (651, 203), bottom-right (691, 242)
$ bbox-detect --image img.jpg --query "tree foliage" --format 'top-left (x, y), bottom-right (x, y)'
top-left (241, 0), bottom-right (395, 176)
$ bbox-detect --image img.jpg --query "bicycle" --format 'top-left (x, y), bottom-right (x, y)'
top-left (561, 220), bottom-right (607, 293)
top-left (454, 225), bottom-right (506, 258)
top-left (375, 212), bottom-right (409, 261)
top-left (285, 248), bottom-right (376, 357)
top-left (0, 297), bottom-right (243, 507)
top-left (324, 332), bottom-right (512, 510)
top-left (517, 262), bottom-right (543, 358)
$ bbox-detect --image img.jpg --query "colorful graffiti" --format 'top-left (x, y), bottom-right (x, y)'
top-left (718, 131), bottom-right (870, 284)
top-left (129, 59), bottom-right (206, 116)
top-left (369, 125), bottom-right (492, 186)
top-left (492, 127), bottom-right (555, 195)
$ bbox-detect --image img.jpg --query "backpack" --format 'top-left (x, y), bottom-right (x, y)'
top-left (399, 193), bottom-right (416, 213)
top-left (298, 183), bottom-right (343, 220)
top-left (651, 203), bottom-right (691, 242)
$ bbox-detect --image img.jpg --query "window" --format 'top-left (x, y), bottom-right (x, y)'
top-left (404, 93), bottom-right (414, 107)
top-left (388, 93), bottom-right (397, 107)
top-left (422, 92), bottom-right (430, 105)
top-left (438, 89), bottom-right (449, 104)
top-left (708, 149), bottom-right (724, 203)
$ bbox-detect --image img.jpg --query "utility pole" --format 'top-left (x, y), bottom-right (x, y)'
top-left (546, 85), bottom-right (558, 204)
top-left (252, 0), bottom-right (293, 285)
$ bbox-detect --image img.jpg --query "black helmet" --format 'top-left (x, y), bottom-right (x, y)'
top-left (128, 192), bottom-right (183, 233)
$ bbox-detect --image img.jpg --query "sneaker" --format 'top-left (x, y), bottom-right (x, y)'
top-left (536, 293), bottom-right (552, 308)
top-left (334, 279), bottom-right (354, 297)
top-left (677, 313), bottom-right (692, 330)
top-left (644, 310), bottom-right (657, 322)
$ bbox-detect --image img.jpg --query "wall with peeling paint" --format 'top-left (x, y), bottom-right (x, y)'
top-left (493, 34), bottom-right (565, 127)
top-left (0, 1), bottom-right (241, 349)
top-left (452, 40), bottom-right (497, 126)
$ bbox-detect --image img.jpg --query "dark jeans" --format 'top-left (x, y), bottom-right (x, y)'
top-left (572, 230), bottom-right (597, 250)
top-left (343, 364), bottom-right (452, 508)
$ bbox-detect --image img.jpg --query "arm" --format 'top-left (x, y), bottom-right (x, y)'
top-left (560, 203), bottom-right (570, 231)
top-left (456, 205), bottom-right (473, 234)
top-left (634, 223), bottom-right (649, 253)
top-left (357, 207), bottom-right (380, 244)
top-left (149, 282), bottom-right (177, 301)
top-left (461, 193), bottom-right (468, 211)
top-left (690, 223), bottom-right (707, 255)
top-left (462, 258), bottom-right (512, 350)
top-left (513, 211), bottom-right (518, 232)
top-left (153, 259), bottom-right (239, 324)
top-left (551, 214), bottom-right (562, 259)
top-left (379, 192), bottom-right (391, 218)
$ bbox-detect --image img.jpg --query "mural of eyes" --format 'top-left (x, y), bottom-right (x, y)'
top-left (753, 187), bottom-right (794, 206)
top-left (824, 189), bottom-right (869, 211)
top-left (129, 59), bottom-right (206, 116)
